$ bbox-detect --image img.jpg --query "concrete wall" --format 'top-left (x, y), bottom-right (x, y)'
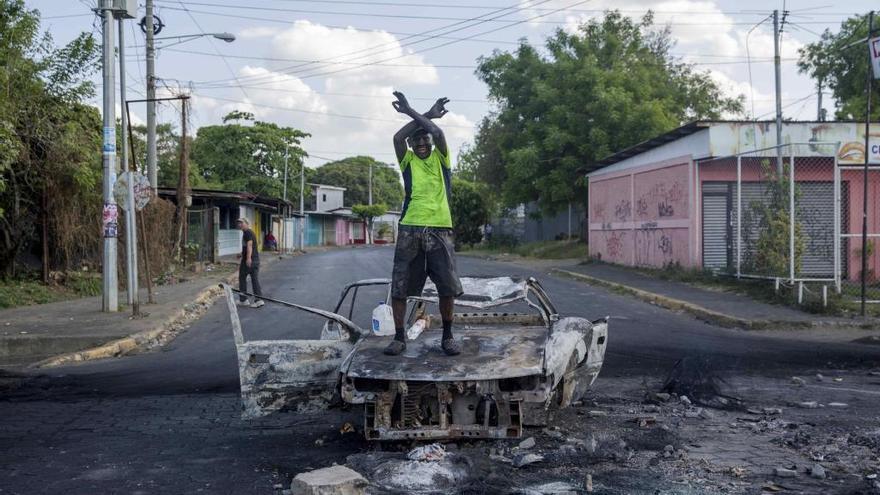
top-left (218, 229), bottom-right (241, 257)
top-left (589, 157), bottom-right (693, 268)
top-left (315, 187), bottom-right (344, 212)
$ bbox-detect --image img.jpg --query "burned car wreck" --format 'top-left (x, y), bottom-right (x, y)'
top-left (221, 276), bottom-right (608, 441)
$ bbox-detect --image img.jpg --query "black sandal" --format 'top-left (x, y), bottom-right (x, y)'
top-left (441, 338), bottom-right (461, 356)
top-left (383, 339), bottom-right (406, 356)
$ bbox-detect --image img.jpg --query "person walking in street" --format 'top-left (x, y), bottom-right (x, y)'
top-left (237, 218), bottom-right (264, 308)
top-left (384, 91), bottom-right (462, 357)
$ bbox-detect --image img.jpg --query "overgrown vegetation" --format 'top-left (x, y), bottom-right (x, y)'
top-left (465, 240), bottom-right (587, 260)
top-left (0, 272), bottom-right (101, 309)
top-left (743, 160), bottom-right (805, 277)
top-left (0, 2), bottom-right (178, 306)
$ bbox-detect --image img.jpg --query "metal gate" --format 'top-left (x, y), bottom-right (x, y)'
top-left (701, 183), bottom-right (729, 270)
top-left (696, 143), bottom-right (840, 305)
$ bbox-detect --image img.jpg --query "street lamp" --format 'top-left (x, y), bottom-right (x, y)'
top-left (152, 32), bottom-right (236, 48)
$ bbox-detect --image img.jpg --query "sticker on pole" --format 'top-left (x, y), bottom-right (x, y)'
top-left (103, 126), bottom-right (116, 153)
top-left (113, 172), bottom-right (153, 211)
top-left (871, 36), bottom-right (880, 79)
top-left (103, 203), bottom-right (118, 238)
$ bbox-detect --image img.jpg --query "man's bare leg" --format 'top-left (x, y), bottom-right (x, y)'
top-left (383, 297), bottom-right (408, 356)
top-left (392, 297), bottom-right (407, 338)
top-left (439, 296), bottom-right (460, 355)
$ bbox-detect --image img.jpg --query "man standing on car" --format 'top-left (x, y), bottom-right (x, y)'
top-left (384, 91), bottom-right (462, 356)
top-left (237, 218), bottom-right (264, 308)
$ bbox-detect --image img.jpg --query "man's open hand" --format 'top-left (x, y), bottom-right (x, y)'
top-left (391, 91), bottom-right (412, 114)
top-left (425, 97), bottom-right (450, 119)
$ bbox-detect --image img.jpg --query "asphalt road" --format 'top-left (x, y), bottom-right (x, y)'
top-left (2, 246), bottom-right (879, 494)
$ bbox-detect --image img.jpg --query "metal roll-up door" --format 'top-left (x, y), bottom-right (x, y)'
top-left (702, 182), bottom-right (730, 270)
top-left (796, 181), bottom-right (834, 277)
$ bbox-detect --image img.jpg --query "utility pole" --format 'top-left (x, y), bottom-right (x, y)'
top-left (145, 0), bottom-right (158, 189)
top-left (283, 146), bottom-right (289, 252)
top-left (368, 162), bottom-right (373, 205)
top-left (817, 81), bottom-right (824, 121)
top-left (861, 11), bottom-right (875, 317)
top-left (100, 0), bottom-right (118, 312)
top-left (300, 160), bottom-right (305, 250)
top-left (773, 9), bottom-right (784, 174)
top-left (176, 97), bottom-right (190, 262)
top-left (119, 17), bottom-right (139, 314)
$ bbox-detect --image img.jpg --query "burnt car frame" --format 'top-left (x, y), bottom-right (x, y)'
top-left (221, 276), bottom-right (608, 441)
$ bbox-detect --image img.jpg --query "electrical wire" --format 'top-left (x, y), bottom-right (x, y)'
top-left (184, 83), bottom-right (489, 104)
top-left (162, 47), bottom-right (478, 69)
top-left (175, 1), bottom-right (251, 100)
top-left (189, 93), bottom-right (475, 128)
top-left (133, 9), bottom-right (521, 46)
top-left (272, 0), bottom-right (601, 83)
top-left (153, 1), bottom-right (850, 24)
top-left (194, 0), bottom-right (555, 87)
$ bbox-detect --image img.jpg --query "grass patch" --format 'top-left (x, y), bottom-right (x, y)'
top-left (0, 280), bottom-right (72, 309)
top-left (580, 259), bottom-right (861, 317)
top-left (463, 240), bottom-right (588, 260)
top-left (0, 272), bottom-right (104, 309)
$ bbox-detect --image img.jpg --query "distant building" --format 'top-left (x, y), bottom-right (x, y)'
top-left (157, 188), bottom-right (301, 259)
top-left (309, 184), bottom-right (346, 212)
top-left (586, 120), bottom-right (877, 285)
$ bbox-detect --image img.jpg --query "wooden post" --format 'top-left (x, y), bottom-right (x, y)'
top-left (176, 96), bottom-right (190, 265)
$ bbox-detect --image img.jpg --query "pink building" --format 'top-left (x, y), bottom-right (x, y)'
top-left (588, 121), bottom-right (880, 284)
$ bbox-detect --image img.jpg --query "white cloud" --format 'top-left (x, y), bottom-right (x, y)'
top-left (238, 26), bottom-right (281, 40)
top-left (183, 21), bottom-right (474, 169)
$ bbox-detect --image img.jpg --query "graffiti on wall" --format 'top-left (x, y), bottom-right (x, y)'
top-left (614, 200), bottom-right (632, 221)
top-left (635, 227), bottom-right (686, 267)
top-left (606, 231), bottom-right (625, 259)
top-left (635, 180), bottom-right (686, 220)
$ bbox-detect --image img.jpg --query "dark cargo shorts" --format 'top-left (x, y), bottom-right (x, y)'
top-left (391, 225), bottom-right (463, 299)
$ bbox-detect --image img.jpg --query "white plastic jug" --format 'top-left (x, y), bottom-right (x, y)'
top-left (371, 302), bottom-right (395, 336)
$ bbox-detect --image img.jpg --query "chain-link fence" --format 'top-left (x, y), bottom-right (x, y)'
top-left (697, 143), bottom-right (841, 304)
top-left (839, 160), bottom-right (880, 303)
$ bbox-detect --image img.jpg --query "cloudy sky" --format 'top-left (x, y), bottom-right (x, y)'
top-left (33, 1), bottom-right (874, 169)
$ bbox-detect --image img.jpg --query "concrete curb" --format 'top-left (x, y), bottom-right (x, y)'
top-left (551, 268), bottom-right (879, 331)
top-left (32, 271), bottom-right (238, 369)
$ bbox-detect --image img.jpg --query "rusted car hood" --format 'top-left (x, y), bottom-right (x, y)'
top-left (342, 327), bottom-right (547, 381)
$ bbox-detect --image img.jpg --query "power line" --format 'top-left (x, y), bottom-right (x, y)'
top-left (195, 0), bottom-right (555, 87)
top-left (208, 0), bottom-right (852, 15)
top-left (161, 47), bottom-right (479, 68)
top-left (189, 93), bottom-right (475, 128)
top-left (136, 9), bottom-right (521, 46)
top-left (187, 83), bottom-right (489, 103)
top-left (154, 1), bottom-right (851, 23)
top-left (175, 1), bottom-right (251, 100)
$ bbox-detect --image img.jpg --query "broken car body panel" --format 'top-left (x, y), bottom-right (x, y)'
top-left (221, 277), bottom-right (609, 438)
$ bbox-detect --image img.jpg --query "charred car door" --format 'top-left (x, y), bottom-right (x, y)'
top-left (221, 284), bottom-right (363, 419)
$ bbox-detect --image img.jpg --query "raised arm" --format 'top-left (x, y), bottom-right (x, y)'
top-left (392, 93), bottom-right (449, 161)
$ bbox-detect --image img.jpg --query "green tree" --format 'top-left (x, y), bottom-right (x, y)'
top-left (190, 111), bottom-right (309, 197)
top-left (127, 123), bottom-right (202, 188)
top-left (470, 11), bottom-right (743, 214)
top-left (312, 156), bottom-right (403, 208)
top-left (0, 0), bottom-right (100, 275)
top-left (798, 14), bottom-right (879, 120)
top-left (352, 203), bottom-right (387, 243)
top-left (450, 177), bottom-right (491, 247)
